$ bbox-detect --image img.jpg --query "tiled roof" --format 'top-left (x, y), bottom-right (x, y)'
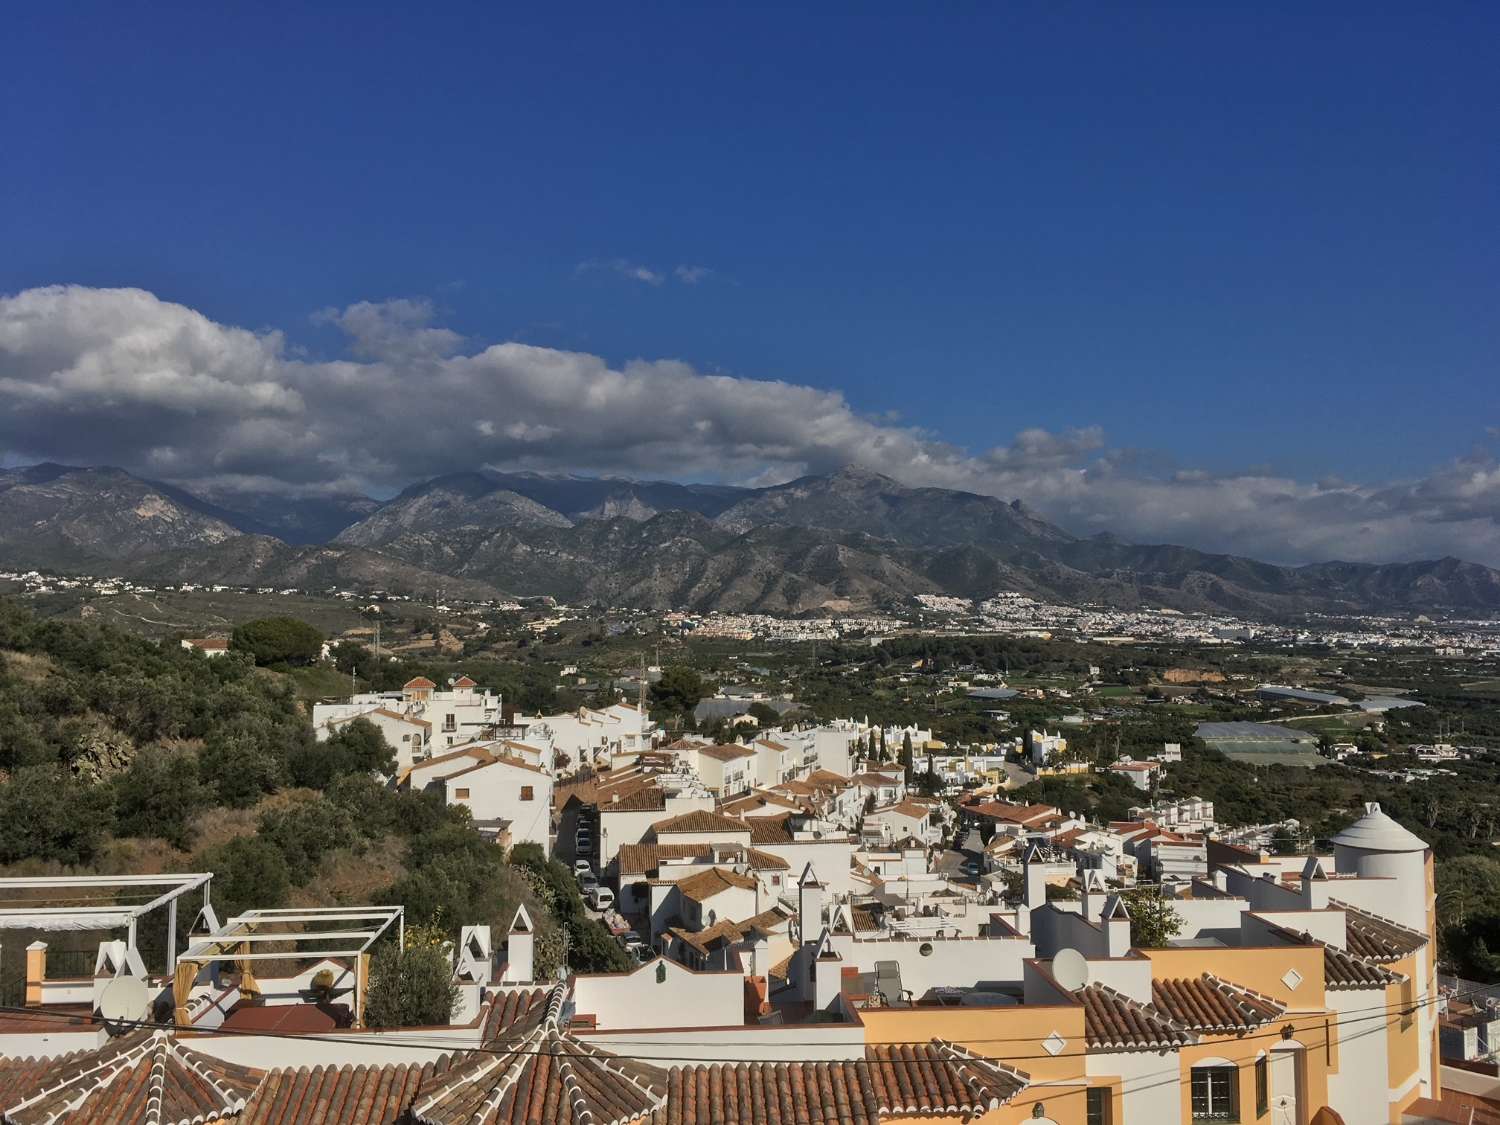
top-left (965, 801), bottom-right (1059, 825)
top-left (652, 810), bottom-right (751, 836)
top-left (241, 1059), bottom-right (451, 1123)
top-left (1263, 924), bottom-right (1408, 991)
top-left (663, 1040), bottom-right (1027, 1125)
top-left (698, 743), bottom-right (758, 762)
top-left (746, 816), bottom-right (796, 845)
top-left (1077, 984), bottom-right (1193, 1051)
top-left (1335, 901), bottom-right (1428, 962)
top-left (1151, 974), bottom-right (1287, 1033)
top-left (481, 987), bottom-right (550, 1040)
top-left (620, 843), bottom-right (789, 878)
top-left (872, 799), bottom-right (933, 821)
top-left (2, 1028), bottom-right (261, 1125)
top-left (600, 786), bottom-right (668, 813)
top-left (411, 985), bottom-right (668, 1125)
top-left (670, 907), bottom-right (793, 955)
top-left (443, 749), bottom-right (548, 781)
top-left (404, 676), bottom-right (437, 689)
top-left (673, 866), bottom-right (760, 903)
top-left (720, 790), bottom-right (805, 815)
top-left (0, 1052), bottom-right (88, 1111)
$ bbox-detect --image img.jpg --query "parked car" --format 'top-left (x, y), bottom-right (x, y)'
top-left (587, 886), bottom-right (615, 911)
top-left (573, 860), bottom-right (593, 878)
top-left (580, 875), bottom-right (599, 896)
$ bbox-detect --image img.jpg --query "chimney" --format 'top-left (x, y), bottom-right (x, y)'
top-left (503, 906), bottom-right (535, 984)
top-left (1102, 894), bottom-right (1132, 957)
top-left (812, 932), bottom-right (842, 1013)
top-left (797, 864), bottom-right (825, 942)
top-left (1023, 843), bottom-right (1047, 912)
top-left (1081, 868), bottom-right (1106, 922)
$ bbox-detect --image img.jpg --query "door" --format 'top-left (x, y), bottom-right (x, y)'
top-left (1270, 1047), bottom-right (1300, 1125)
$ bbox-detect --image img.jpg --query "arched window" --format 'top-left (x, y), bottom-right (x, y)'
top-left (1190, 1061), bottom-right (1238, 1121)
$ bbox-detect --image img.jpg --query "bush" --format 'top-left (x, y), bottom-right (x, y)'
top-left (258, 795), bottom-right (359, 878)
top-left (111, 745), bottom-right (210, 849)
top-left (0, 766), bottom-right (114, 865)
top-left (364, 942), bottom-right (459, 1028)
top-left (196, 836), bottom-right (290, 918)
top-left (289, 718), bottom-right (396, 789)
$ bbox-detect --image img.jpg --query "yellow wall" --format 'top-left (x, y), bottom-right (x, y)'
top-left (860, 1002), bottom-right (1090, 1123)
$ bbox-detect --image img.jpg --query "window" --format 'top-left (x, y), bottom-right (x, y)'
top-left (1087, 1087), bottom-right (1112, 1125)
top-left (454, 788), bottom-right (470, 799)
top-left (443, 714), bottom-right (456, 732)
top-left (520, 786), bottom-right (534, 801)
top-left (1255, 1056), bottom-right (1268, 1117)
top-left (1191, 1066), bottom-right (1238, 1121)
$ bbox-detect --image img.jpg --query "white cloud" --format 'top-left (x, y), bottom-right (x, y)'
top-left (673, 265), bottom-right (713, 284)
top-left (575, 259), bottom-right (664, 286)
top-left (1, 284), bottom-right (1497, 567)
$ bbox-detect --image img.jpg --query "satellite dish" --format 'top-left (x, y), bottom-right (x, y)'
top-left (1052, 948), bottom-right (1089, 992)
top-left (97, 974), bottom-right (150, 1027)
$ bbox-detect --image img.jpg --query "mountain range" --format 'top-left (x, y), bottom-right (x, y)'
top-left (2, 462), bottom-right (1498, 618)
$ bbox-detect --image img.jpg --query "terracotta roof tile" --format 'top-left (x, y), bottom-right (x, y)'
top-left (652, 810), bottom-right (751, 836)
top-left (1333, 901), bottom-right (1428, 962)
top-left (411, 984), bottom-right (668, 1125)
top-left (697, 743), bottom-right (758, 762)
top-left (242, 1058), bottom-right (452, 1123)
top-left (3, 1028), bottom-right (261, 1125)
top-left (746, 816), bottom-right (796, 845)
top-left (662, 1040), bottom-right (1026, 1125)
top-left (481, 987), bottom-right (550, 1041)
top-left (1150, 973), bottom-right (1286, 1033)
top-left (1077, 983), bottom-right (1193, 1051)
top-left (673, 866), bottom-right (759, 903)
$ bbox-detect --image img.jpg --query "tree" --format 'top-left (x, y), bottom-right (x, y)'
top-left (330, 640), bottom-right (369, 674)
top-left (0, 766), bottom-right (113, 865)
top-left (650, 665), bottom-right (704, 717)
top-left (196, 836), bottom-right (290, 918)
top-left (230, 617), bottom-right (323, 667)
top-left (1122, 887), bottom-right (1184, 948)
top-left (364, 939), bottom-right (459, 1028)
top-left (289, 718), bottom-right (396, 788)
top-left (901, 731), bottom-right (914, 784)
top-left (200, 730), bottom-right (285, 808)
top-left (747, 702), bottom-right (782, 728)
top-left (258, 796), bottom-right (359, 879)
top-left (111, 746), bottom-right (210, 849)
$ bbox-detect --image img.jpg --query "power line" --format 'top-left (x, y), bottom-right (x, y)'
top-left (0, 979), bottom-right (1466, 1065)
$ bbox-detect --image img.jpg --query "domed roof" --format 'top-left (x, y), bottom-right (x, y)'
top-left (1329, 803), bottom-right (1428, 853)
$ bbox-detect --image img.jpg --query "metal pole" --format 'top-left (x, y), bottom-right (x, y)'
top-left (166, 898), bottom-right (177, 974)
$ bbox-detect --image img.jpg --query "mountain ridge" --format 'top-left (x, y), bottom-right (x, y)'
top-left (1, 462), bottom-right (1497, 617)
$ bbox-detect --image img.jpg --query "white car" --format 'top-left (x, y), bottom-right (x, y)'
top-left (573, 860), bottom-right (593, 877)
top-left (587, 886), bottom-right (615, 911)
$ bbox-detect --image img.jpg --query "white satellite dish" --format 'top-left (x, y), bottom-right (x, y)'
top-left (97, 974), bottom-right (150, 1027)
top-left (1052, 947), bottom-right (1090, 992)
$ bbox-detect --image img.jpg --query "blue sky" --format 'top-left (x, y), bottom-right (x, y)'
top-left (1, 2), bottom-right (1497, 564)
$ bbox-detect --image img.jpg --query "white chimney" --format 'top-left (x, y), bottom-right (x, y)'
top-left (797, 864), bottom-right (825, 941)
top-left (502, 906), bottom-right (534, 984)
top-left (1023, 843), bottom-right (1047, 911)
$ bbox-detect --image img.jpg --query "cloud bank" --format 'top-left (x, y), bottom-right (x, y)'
top-left (1, 285), bottom-right (1497, 567)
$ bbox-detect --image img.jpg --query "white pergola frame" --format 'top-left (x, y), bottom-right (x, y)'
top-left (180, 906), bottom-right (405, 963)
top-left (178, 906), bottom-right (403, 1027)
top-left (0, 873), bottom-right (212, 968)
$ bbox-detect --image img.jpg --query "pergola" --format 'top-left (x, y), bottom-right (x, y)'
top-left (0, 872), bottom-right (213, 971)
top-left (173, 906), bottom-right (404, 1028)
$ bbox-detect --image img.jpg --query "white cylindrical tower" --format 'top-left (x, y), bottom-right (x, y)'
top-left (1329, 802), bottom-right (1429, 934)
